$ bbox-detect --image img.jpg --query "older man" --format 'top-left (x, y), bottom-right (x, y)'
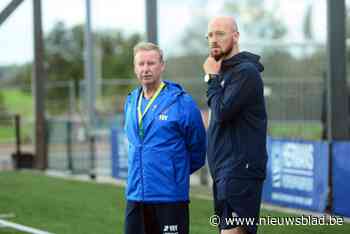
top-left (124, 42), bottom-right (206, 234)
top-left (203, 16), bottom-right (268, 234)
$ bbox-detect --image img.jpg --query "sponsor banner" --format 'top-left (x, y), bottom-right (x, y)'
top-left (111, 128), bottom-right (128, 179)
top-left (263, 138), bottom-right (329, 212)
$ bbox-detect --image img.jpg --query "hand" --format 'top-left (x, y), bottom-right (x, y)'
top-left (203, 56), bottom-right (222, 75)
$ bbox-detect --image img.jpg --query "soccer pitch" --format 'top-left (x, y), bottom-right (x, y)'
top-left (0, 171), bottom-right (349, 234)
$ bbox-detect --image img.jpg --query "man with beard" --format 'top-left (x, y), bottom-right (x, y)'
top-left (203, 16), bottom-right (268, 234)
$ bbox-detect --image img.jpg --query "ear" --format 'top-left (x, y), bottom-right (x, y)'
top-left (134, 63), bottom-right (138, 75)
top-left (233, 31), bottom-right (240, 43)
top-left (160, 61), bottom-right (166, 73)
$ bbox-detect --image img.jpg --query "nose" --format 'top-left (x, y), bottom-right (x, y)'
top-left (141, 64), bottom-right (151, 74)
top-left (208, 36), bottom-right (219, 47)
top-left (209, 41), bottom-right (219, 49)
top-left (208, 36), bottom-right (217, 43)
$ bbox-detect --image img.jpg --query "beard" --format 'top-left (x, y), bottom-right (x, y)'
top-left (211, 50), bottom-right (223, 61)
top-left (210, 44), bottom-right (233, 61)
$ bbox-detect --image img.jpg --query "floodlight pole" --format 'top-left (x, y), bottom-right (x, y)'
top-left (145, 0), bottom-right (158, 44)
top-left (84, 0), bottom-right (96, 129)
top-left (1, 0), bottom-right (47, 169)
top-left (33, 0), bottom-right (47, 169)
top-left (84, 0), bottom-right (96, 179)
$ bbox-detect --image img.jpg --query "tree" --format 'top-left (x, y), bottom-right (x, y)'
top-left (44, 22), bottom-right (142, 82)
top-left (178, 17), bottom-right (209, 55)
top-left (167, 0), bottom-right (290, 92)
top-left (0, 92), bottom-right (5, 114)
top-left (222, 0), bottom-right (287, 40)
top-left (178, 0), bottom-right (288, 56)
top-left (98, 30), bottom-right (141, 80)
top-left (45, 22), bottom-right (85, 83)
top-left (14, 22), bottom-right (142, 114)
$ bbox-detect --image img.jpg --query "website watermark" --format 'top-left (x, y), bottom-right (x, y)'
top-left (209, 213), bottom-right (344, 227)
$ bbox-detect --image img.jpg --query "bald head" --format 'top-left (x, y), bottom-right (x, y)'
top-left (206, 16), bottom-right (240, 60)
top-left (208, 16), bottom-right (238, 33)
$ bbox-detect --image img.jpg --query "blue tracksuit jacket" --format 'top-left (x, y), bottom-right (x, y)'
top-left (124, 80), bottom-right (206, 202)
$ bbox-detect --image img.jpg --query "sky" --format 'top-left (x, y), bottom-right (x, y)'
top-left (0, 0), bottom-right (327, 65)
top-left (0, 0), bottom-right (146, 65)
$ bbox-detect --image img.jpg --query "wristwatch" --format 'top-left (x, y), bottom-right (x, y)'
top-left (204, 74), bottom-right (219, 82)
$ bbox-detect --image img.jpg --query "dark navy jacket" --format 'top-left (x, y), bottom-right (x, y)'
top-left (206, 51), bottom-right (268, 181)
top-left (124, 80), bottom-right (206, 202)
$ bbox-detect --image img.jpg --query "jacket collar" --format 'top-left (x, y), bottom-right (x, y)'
top-left (128, 80), bottom-right (184, 142)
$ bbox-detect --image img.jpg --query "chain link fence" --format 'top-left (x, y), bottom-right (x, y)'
top-left (0, 76), bottom-right (328, 175)
top-left (0, 41), bottom-right (335, 177)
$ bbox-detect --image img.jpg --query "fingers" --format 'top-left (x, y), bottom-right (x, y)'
top-left (203, 56), bottom-right (221, 74)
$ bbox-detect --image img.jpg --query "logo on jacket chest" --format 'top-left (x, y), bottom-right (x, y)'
top-left (159, 114), bottom-right (168, 121)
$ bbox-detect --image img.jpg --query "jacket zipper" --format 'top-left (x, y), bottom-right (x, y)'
top-left (140, 143), bottom-right (144, 200)
top-left (135, 90), bottom-right (145, 201)
top-left (137, 90), bottom-right (183, 201)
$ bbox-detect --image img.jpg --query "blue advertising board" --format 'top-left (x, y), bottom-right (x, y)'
top-left (332, 142), bottom-right (350, 217)
top-left (262, 138), bottom-right (329, 212)
top-left (111, 128), bottom-right (128, 179)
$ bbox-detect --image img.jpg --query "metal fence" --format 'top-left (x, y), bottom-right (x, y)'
top-left (42, 74), bottom-right (327, 175)
top-left (46, 118), bottom-right (112, 176)
top-left (0, 74), bottom-right (328, 174)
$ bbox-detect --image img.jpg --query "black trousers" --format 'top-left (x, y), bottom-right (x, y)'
top-left (213, 178), bottom-right (263, 234)
top-left (124, 201), bottom-right (189, 234)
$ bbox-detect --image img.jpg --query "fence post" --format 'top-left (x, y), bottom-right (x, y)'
top-left (67, 121), bottom-right (73, 172)
top-left (89, 134), bottom-right (96, 180)
top-left (14, 114), bottom-right (21, 155)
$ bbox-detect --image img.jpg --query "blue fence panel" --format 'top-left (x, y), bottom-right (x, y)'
top-left (111, 128), bottom-right (128, 179)
top-left (332, 142), bottom-right (350, 217)
top-left (262, 138), bottom-right (329, 212)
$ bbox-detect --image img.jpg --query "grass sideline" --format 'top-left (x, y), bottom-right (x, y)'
top-left (268, 122), bottom-right (322, 140)
top-left (1, 90), bottom-right (33, 117)
top-left (0, 171), bottom-right (349, 234)
top-left (0, 90), bottom-right (34, 142)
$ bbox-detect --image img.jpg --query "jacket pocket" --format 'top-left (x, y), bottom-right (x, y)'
top-left (143, 149), bottom-right (178, 197)
top-left (170, 155), bottom-right (178, 186)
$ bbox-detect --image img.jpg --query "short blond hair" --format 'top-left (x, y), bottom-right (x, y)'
top-left (133, 42), bottom-right (164, 63)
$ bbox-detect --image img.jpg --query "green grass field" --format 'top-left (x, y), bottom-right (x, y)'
top-left (0, 90), bottom-right (34, 143)
top-left (0, 171), bottom-right (349, 234)
top-left (1, 90), bottom-right (33, 118)
top-left (0, 126), bottom-right (16, 141)
top-left (268, 122), bottom-right (323, 140)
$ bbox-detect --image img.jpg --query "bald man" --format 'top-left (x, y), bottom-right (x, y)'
top-left (203, 16), bottom-right (268, 234)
